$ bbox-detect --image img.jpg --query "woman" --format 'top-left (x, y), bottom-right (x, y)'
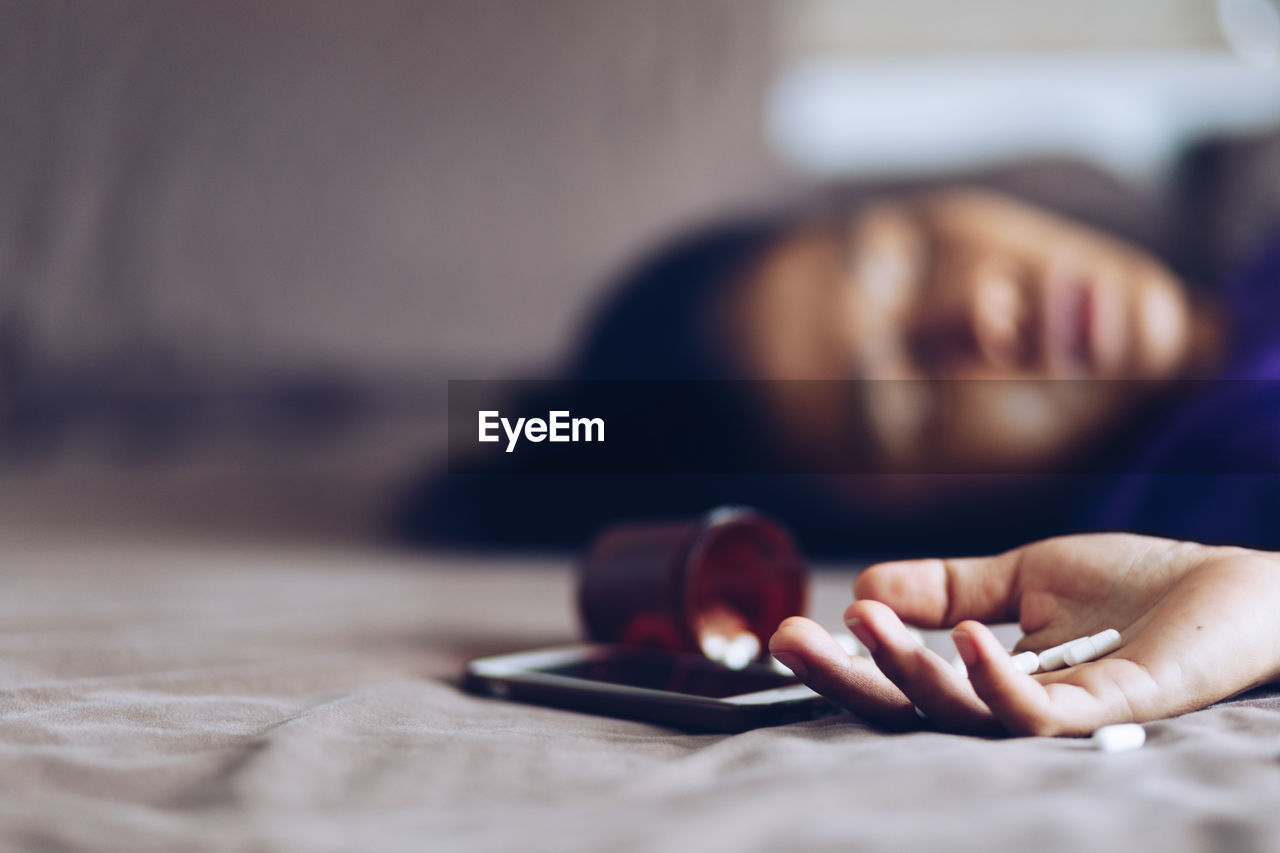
top-left (689, 188), bottom-right (1226, 536)
top-left (748, 189), bottom-right (1280, 736)
top-left (412, 176), bottom-right (1280, 735)
top-left (407, 180), bottom-right (1249, 554)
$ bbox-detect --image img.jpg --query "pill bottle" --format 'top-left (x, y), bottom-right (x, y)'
top-left (577, 507), bottom-right (807, 667)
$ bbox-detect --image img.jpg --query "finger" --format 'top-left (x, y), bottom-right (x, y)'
top-left (768, 616), bottom-right (920, 730)
top-left (844, 601), bottom-right (1000, 735)
top-left (953, 620), bottom-right (1128, 736)
top-left (950, 620), bottom-right (1053, 735)
top-left (853, 550), bottom-right (1023, 629)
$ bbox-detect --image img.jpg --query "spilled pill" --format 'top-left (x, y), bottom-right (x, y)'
top-left (1039, 628), bottom-right (1123, 671)
top-left (721, 632), bottom-right (760, 670)
top-left (1037, 640), bottom-right (1072, 672)
top-left (1092, 723), bottom-right (1145, 752)
top-left (1089, 628), bottom-right (1122, 657)
top-left (1062, 637), bottom-right (1097, 667)
top-left (1011, 651), bottom-right (1040, 674)
top-left (701, 634), bottom-right (728, 660)
top-left (1064, 628), bottom-right (1123, 666)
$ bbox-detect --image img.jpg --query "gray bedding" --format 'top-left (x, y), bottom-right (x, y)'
top-left (3, 515), bottom-right (1277, 853)
top-left (6, 3), bottom-right (1280, 849)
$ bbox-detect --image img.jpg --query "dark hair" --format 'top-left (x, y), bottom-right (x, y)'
top-left (399, 177), bottom-right (1147, 554)
top-left (568, 214), bottom-right (790, 380)
top-left (396, 214), bottom-right (793, 548)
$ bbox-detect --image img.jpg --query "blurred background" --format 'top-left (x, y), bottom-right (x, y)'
top-left (3, 0), bottom-right (1279, 548)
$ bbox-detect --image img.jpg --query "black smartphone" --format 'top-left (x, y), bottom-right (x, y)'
top-left (463, 644), bottom-right (837, 732)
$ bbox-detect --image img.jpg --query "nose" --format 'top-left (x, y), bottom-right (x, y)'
top-left (968, 259), bottom-right (1030, 369)
top-left (909, 255), bottom-right (1029, 374)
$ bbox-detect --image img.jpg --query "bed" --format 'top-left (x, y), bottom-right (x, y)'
top-left (2, 448), bottom-right (1277, 853)
top-left (6, 4), bottom-right (1280, 850)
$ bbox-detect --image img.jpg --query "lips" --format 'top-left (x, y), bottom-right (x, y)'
top-left (1068, 280), bottom-right (1096, 368)
top-left (1045, 272), bottom-right (1124, 376)
top-left (1042, 274), bottom-right (1084, 374)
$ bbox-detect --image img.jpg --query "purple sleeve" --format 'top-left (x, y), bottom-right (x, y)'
top-left (1088, 236), bottom-right (1280, 547)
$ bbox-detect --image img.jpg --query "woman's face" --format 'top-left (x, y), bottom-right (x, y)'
top-left (721, 190), bottom-right (1210, 495)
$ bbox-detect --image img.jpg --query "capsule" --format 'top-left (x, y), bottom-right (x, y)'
top-left (1037, 640), bottom-right (1073, 672)
top-left (1011, 651), bottom-right (1040, 675)
top-left (721, 632), bottom-right (761, 670)
top-left (701, 634), bottom-right (729, 660)
top-left (1089, 628), bottom-right (1122, 657)
top-left (1062, 637), bottom-right (1098, 667)
top-left (1064, 629), bottom-right (1123, 666)
top-left (1039, 628), bottom-right (1123, 671)
top-left (1092, 723), bottom-right (1145, 752)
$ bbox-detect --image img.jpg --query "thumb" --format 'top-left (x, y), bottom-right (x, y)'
top-left (853, 550), bottom-right (1022, 629)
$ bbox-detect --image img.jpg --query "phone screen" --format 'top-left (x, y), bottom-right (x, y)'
top-left (541, 649), bottom-right (796, 698)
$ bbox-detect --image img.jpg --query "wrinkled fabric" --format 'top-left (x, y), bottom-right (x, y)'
top-left (1, 532), bottom-right (1277, 853)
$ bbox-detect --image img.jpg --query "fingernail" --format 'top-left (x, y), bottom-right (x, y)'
top-left (844, 617), bottom-right (878, 654)
top-left (952, 630), bottom-right (977, 667)
top-left (771, 651), bottom-right (807, 680)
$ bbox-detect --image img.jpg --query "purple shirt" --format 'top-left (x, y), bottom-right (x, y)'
top-left (1091, 237), bottom-right (1280, 546)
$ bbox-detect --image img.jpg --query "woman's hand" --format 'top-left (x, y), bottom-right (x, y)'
top-left (768, 533), bottom-right (1280, 736)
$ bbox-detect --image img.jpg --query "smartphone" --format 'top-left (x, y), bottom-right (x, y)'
top-left (463, 644), bottom-right (837, 732)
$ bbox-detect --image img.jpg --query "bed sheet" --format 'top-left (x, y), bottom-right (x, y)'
top-left (1, 521), bottom-right (1278, 853)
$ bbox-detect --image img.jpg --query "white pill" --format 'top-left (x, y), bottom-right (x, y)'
top-left (1092, 723), bottom-right (1145, 752)
top-left (1063, 628), bottom-right (1124, 667)
top-left (904, 626), bottom-right (925, 647)
top-left (951, 653), bottom-right (967, 677)
top-left (1063, 637), bottom-right (1099, 667)
top-left (1037, 640), bottom-right (1073, 672)
top-left (1089, 628), bottom-right (1122, 657)
top-left (1011, 651), bottom-right (1040, 675)
top-left (701, 634), bottom-right (728, 661)
top-left (721, 633), bottom-right (760, 670)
